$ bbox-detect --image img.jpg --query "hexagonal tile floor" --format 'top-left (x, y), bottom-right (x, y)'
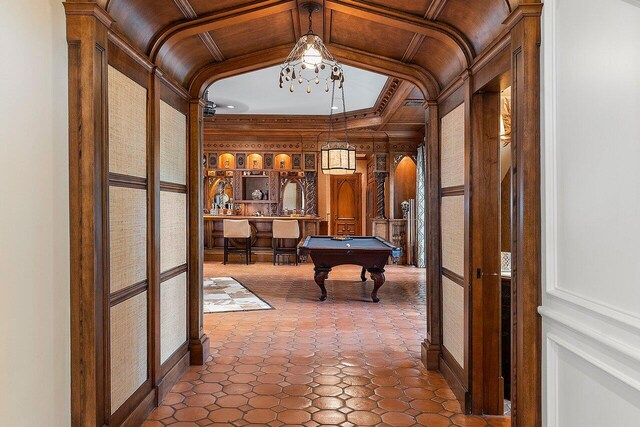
top-left (143, 262), bottom-right (510, 426)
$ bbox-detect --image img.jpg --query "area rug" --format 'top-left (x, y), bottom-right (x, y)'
top-left (203, 277), bottom-right (273, 313)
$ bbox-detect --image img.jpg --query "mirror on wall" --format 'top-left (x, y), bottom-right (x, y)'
top-left (281, 179), bottom-right (305, 214)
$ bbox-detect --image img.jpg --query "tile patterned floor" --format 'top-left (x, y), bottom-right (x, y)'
top-left (144, 263), bottom-right (510, 426)
top-left (204, 277), bottom-right (273, 313)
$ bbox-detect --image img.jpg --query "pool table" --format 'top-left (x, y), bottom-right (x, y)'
top-left (297, 236), bottom-right (402, 302)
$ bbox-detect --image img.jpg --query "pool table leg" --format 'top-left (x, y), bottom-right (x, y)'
top-left (314, 268), bottom-right (331, 301)
top-left (369, 269), bottom-right (386, 303)
top-left (360, 267), bottom-right (367, 282)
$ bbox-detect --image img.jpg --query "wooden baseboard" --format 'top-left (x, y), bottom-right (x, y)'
top-left (190, 334), bottom-right (211, 365)
top-left (120, 386), bottom-right (156, 427)
top-left (157, 350), bottom-right (190, 404)
top-left (421, 340), bottom-right (441, 370)
top-left (440, 352), bottom-right (470, 414)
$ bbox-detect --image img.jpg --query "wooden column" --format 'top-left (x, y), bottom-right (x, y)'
top-left (64, 3), bottom-right (112, 426)
top-left (374, 172), bottom-right (387, 219)
top-left (506, 4), bottom-right (543, 427)
top-left (188, 99), bottom-right (210, 365)
top-left (421, 101), bottom-right (442, 370)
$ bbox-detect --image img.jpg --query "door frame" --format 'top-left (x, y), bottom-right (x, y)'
top-left (422, 4), bottom-right (543, 426)
top-left (330, 173), bottom-right (362, 236)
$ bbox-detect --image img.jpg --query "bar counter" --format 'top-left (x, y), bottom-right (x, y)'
top-left (203, 215), bottom-right (321, 262)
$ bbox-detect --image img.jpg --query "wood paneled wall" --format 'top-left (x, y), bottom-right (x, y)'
top-left (65, 5), bottom-right (204, 425)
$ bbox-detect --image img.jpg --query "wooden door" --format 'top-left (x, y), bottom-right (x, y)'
top-left (331, 174), bottom-right (361, 236)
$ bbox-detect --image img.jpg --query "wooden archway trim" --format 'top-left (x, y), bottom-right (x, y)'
top-left (187, 44), bottom-right (439, 100)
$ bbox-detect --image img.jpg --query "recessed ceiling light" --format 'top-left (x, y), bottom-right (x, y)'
top-left (331, 106), bottom-right (338, 110)
top-left (227, 105), bottom-right (235, 109)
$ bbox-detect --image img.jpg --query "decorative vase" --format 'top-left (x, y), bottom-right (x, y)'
top-left (252, 189), bottom-right (263, 200)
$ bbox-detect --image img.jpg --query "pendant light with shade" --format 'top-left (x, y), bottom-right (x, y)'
top-left (321, 79), bottom-right (356, 175)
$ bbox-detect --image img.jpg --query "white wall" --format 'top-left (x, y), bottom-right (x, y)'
top-left (541, 0), bottom-right (640, 425)
top-left (0, 1), bottom-right (70, 425)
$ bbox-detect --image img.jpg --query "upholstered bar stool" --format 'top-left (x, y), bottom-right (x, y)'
top-left (223, 219), bottom-right (252, 265)
top-left (272, 220), bottom-right (300, 265)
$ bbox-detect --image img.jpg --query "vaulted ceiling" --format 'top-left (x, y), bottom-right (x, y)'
top-left (99, 0), bottom-right (518, 99)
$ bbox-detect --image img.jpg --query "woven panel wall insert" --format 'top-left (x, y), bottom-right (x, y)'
top-left (160, 272), bottom-right (187, 363)
top-left (108, 66), bottom-right (147, 178)
top-left (160, 191), bottom-right (187, 272)
top-left (160, 101), bottom-right (187, 185)
top-left (442, 276), bottom-right (464, 367)
top-left (109, 186), bottom-right (147, 293)
top-left (440, 103), bottom-right (465, 188)
top-left (441, 195), bottom-right (465, 277)
top-left (110, 291), bottom-right (148, 414)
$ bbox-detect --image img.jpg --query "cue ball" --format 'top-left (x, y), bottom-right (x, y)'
top-left (346, 243), bottom-right (351, 247)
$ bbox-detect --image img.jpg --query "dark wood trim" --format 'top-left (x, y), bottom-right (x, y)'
top-left (160, 343), bottom-right (189, 377)
top-left (160, 263), bottom-right (188, 282)
top-left (109, 280), bottom-right (148, 307)
top-left (441, 185), bottom-right (465, 197)
top-left (64, 5), bottom-right (110, 424)
top-left (106, 30), bottom-right (153, 73)
top-left (422, 102), bottom-right (442, 370)
top-left (107, 39), bottom-right (150, 89)
top-left (160, 181), bottom-right (188, 193)
top-left (469, 91), bottom-right (503, 415)
top-left (148, 70), bottom-right (162, 403)
top-left (509, 4), bottom-right (543, 427)
top-left (442, 268), bottom-right (465, 287)
top-left (109, 172), bottom-right (148, 189)
top-left (157, 350), bottom-right (190, 404)
top-left (188, 99), bottom-right (210, 365)
top-left (438, 83), bottom-right (466, 117)
top-left (110, 379), bottom-right (154, 427)
top-left (440, 347), bottom-right (468, 411)
top-left (156, 68), bottom-right (190, 109)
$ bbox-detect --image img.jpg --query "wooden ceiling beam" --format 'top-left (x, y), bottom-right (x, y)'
top-left (172, 0), bottom-right (226, 62)
top-left (401, 33), bottom-right (426, 63)
top-left (424, 0), bottom-right (448, 20)
top-left (189, 43), bottom-right (440, 99)
top-left (149, 0), bottom-right (297, 61)
top-left (324, 0), bottom-right (474, 67)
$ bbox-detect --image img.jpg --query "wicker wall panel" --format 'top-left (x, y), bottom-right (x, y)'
top-left (108, 66), bottom-right (147, 177)
top-left (160, 272), bottom-right (187, 364)
top-left (160, 191), bottom-right (187, 272)
top-left (160, 101), bottom-right (187, 185)
top-left (440, 103), bottom-right (465, 188)
top-left (109, 186), bottom-right (147, 293)
top-left (110, 291), bottom-right (148, 414)
top-left (441, 195), bottom-right (465, 276)
top-left (442, 276), bottom-right (464, 367)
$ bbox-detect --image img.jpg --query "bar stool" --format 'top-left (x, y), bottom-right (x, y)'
top-left (272, 220), bottom-right (300, 265)
top-left (223, 219), bottom-right (252, 265)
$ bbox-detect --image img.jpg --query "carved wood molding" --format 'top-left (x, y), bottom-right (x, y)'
top-left (171, 0), bottom-right (226, 62)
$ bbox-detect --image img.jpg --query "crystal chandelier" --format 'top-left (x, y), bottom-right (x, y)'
top-left (321, 79), bottom-right (356, 175)
top-left (279, 2), bottom-right (344, 93)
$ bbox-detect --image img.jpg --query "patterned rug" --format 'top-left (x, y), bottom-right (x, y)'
top-left (203, 277), bottom-right (273, 313)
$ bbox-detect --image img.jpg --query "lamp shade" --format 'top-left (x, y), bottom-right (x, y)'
top-left (321, 143), bottom-right (356, 175)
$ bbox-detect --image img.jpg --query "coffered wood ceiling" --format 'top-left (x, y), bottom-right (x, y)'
top-left (100, 0), bottom-right (517, 99)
